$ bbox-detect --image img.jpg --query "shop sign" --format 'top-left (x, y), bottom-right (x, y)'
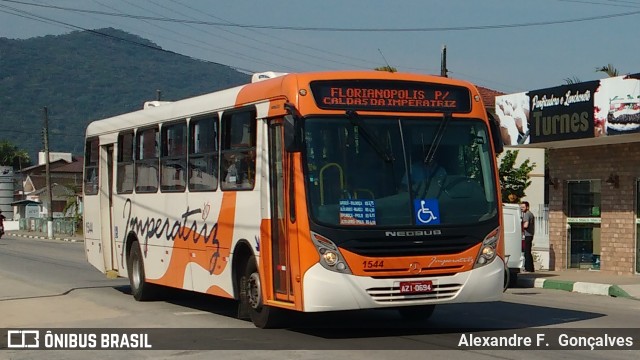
top-left (567, 217), bottom-right (601, 224)
top-left (496, 72), bottom-right (640, 145)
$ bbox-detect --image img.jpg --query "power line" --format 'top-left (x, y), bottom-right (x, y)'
top-left (114, 0), bottom-right (304, 72)
top-left (3, 0), bottom-right (640, 32)
top-left (167, 0), bottom-right (380, 69)
top-left (0, 2), bottom-right (258, 73)
top-left (0, 3), bottom-right (72, 29)
top-left (0, 128), bottom-right (85, 137)
top-left (556, 0), bottom-right (640, 8)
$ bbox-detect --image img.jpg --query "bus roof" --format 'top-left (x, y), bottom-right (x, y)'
top-left (86, 70), bottom-right (484, 137)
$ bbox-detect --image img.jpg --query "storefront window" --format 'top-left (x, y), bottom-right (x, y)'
top-left (567, 181), bottom-right (601, 269)
top-left (568, 181), bottom-right (601, 217)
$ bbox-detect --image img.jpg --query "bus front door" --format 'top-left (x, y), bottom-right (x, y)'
top-left (101, 144), bottom-right (116, 273)
top-left (267, 121), bottom-right (297, 304)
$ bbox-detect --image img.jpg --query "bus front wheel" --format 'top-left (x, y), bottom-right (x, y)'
top-left (127, 241), bottom-right (155, 301)
top-left (242, 255), bottom-right (282, 328)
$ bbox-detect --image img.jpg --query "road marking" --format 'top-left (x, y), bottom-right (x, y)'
top-left (173, 311), bottom-right (210, 316)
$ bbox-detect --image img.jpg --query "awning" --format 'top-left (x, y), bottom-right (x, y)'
top-left (10, 200), bottom-right (42, 206)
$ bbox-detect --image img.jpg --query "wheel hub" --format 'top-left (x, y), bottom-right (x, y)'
top-left (247, 272), bottom-right (262, 310)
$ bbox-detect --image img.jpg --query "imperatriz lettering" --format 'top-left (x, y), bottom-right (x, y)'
top-left (121, 199), bottom-right (222, 273)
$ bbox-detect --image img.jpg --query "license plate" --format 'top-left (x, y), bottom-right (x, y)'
top-left (399, 280), bottom-right (433, 294)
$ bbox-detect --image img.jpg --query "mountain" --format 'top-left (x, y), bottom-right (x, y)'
top-left (0, 28), bottom-right (251, 162)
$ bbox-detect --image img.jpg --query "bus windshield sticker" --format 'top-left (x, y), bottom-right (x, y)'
top-left (339, 199), bottom-right (376, 226)
top-left (414, 199), bottom-right (440, 225)
top-left (310, 80), bottom-right (472, 113)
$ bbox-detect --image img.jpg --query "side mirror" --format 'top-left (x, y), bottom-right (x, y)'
top-left (284, 114), bottom-right (302, 152)
top-left (487, 112), bottom-right (504, 154)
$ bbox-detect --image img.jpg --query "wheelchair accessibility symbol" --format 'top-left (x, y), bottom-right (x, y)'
top-left (414, 199), bottom-right (440, 225)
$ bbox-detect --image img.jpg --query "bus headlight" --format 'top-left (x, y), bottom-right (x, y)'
top-left (322, 251), bottom-right (339, 266)
top-left (311, 232), bottom-right (352, 274)
top-left (474, 227), bottom-right (499, 268)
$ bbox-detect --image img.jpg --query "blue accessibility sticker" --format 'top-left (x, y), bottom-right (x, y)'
top-left (414, 199), bottom-right (440, 225)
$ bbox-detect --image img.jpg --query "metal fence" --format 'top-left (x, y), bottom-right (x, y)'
top-left (19, 218), bottom-right (78, 236)
top-left (535, 203), bottom-right (550, 243)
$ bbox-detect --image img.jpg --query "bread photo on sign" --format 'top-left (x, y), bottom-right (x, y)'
top-left (606, 96), bottom-right (640, 134)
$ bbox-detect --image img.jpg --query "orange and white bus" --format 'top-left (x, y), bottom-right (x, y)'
top-left (83, 70), bottom-right (505, 328)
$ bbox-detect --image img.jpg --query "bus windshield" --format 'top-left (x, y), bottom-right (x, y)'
top-left (304, 115), bottom-right (498, 227)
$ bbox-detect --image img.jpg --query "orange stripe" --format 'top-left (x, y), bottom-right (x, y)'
top-left (153, 192), bottom-right (237, 288)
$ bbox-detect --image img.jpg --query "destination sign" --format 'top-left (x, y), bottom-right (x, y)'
top-left (310, 80), bottom-right (472, 113)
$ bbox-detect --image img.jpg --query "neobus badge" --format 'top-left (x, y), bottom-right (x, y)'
top-left (385, 230), bottom-right (442, 237)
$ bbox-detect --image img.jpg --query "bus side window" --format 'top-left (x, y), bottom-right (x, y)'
top-left (220, 108), bottom-right (257, 191)
top-left (84, 138), bottom-right (99, 195)
top-left (160, 121), bottom-right (187, 192)
top-left (135, 127), bottom-right (159, 193)
top-left (188, 114), bottom-right (219, 192)
top-left (117, 131), bottom-right (134, 194)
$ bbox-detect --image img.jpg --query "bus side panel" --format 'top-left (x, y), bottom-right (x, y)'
top-left (111, 193), bottom-right (130, 276)
top-left (113, 187), bottom-right (262, 299)
top-left (84, 193), bottom-right (105, 273)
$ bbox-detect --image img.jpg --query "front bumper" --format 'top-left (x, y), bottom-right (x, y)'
top-left (302, 258), bottom-right (504, 312)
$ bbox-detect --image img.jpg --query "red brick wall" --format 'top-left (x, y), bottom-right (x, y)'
top-left (548, 143), bottom-right (638, 274)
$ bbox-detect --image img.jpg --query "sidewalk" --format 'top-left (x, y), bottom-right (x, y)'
top-left (515, 269), bottom-right (640, 301)
top-left (5, 229), bottom-right (84, 243)
top-left (4, 229), bottom-right (640, 300)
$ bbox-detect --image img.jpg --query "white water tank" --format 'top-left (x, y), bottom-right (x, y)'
top-left (0, 166), bottom-right (14, 220)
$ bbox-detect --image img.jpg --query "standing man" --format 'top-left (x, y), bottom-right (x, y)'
top-left (520, 201), bottom-right (535, 273)
top-left (0, 210), bottom-right (5, 238)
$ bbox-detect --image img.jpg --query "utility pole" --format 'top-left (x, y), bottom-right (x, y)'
top-left (440, 45), bottom-right (448, 77)
top-left (43, 107), bottom-right (53, 239)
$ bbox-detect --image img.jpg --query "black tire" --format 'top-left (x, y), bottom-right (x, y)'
top-left (509, 269), bottom-right (518, 288)
top-left (242, 255), bottom-right (282, 328)
top-left (503, 264), bottom-right (510, 291)
top-left (397, 304), bottom-right (436, 321)
top-left (127, 241), bottom-right (155, 301)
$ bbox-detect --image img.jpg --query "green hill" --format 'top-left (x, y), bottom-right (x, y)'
top-left (0, 28), bottom-right (251, 161)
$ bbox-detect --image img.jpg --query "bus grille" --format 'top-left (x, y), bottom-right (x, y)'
top-left (366, 283), bottom-right (462, 303)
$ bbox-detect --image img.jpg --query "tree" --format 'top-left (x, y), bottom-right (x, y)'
top-left (565, 64), bottom-right (620, 85)
top-left (0, 140), bottom-right (31, 169)
top-left (499, 150), bottom-right (535, 203)
top-left (61, 183), bottom-right (83, 233)
top-left (564, 76), bottom-right (582, 84)
top-left (596, 64), bottom-right (619, 77)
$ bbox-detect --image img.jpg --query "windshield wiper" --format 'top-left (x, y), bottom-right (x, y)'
top-left (424, 112), bottom-right (452, 166)
top-left (346, 110), bottom-right (394, 162)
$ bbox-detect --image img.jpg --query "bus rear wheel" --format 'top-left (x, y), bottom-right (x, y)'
top-left (127, 241), bottom-right (155, 301)
top-left (243, 255), bottom-right (282, 328)
top-left (397, 305), bottom-right (436, 321)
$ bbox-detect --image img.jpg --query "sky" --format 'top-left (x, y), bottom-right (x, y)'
top-left (1, 0), bottom-right (639, 94)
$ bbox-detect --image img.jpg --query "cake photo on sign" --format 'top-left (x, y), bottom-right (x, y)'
top-left (606, 96), bottom-right (640, 134)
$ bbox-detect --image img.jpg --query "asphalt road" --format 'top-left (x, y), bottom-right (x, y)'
top-left (1, 234), bottom-right (639, 359)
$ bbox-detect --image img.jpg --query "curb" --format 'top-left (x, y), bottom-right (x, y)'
top-left (517, 277), bottom-right (636, 300)
top-left (5, 232), bottom-right (83, 243)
